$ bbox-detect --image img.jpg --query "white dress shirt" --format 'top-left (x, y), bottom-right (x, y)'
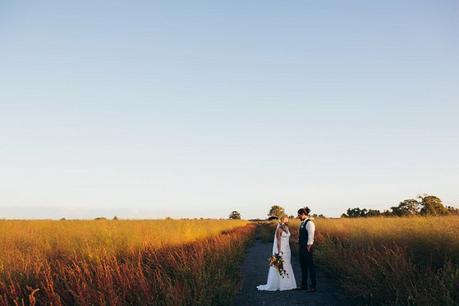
top-left (300, 218), bottom-right (315, 246)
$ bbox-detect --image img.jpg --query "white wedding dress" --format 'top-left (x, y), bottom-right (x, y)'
top-left (257, 225), bottom-right (297, 291)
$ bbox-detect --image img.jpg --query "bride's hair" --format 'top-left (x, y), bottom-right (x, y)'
top-left (278, 215), bottom-right (289, 232)
top-left (279, 215), bottom-right (288, 223)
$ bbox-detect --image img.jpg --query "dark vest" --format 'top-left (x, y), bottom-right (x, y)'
top-left (299, 219), bottom-right (310, 246)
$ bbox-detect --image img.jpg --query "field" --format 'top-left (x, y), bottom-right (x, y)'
top-left (3, 217), bottom-right (458, 306)
top-left (260, 216), bottom-right (459, 305)
top-left (0, 219), bottom-right (255, 305)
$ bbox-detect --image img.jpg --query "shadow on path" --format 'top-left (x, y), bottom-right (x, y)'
top-left (233, 239), bottom-right (350, 306)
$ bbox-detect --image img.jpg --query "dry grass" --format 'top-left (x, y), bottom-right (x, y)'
top-left (314, 216), bottom-right (459, 305)
top-left (258, 216), bottom-right (459, 305)
top-left (286, 216), bottom-right (459, 305)
top-left (0, 219), bottom-right (255, 305)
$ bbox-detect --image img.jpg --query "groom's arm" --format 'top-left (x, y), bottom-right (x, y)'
top-left (306, 221), bottom-right (315, 252)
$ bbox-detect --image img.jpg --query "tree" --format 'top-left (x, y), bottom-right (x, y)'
top-left (268, 205), bottom-right (285, 219)
top-left (340, 195), bottom-right (453, 218)
top-left (419, 195), bottom-right (449, 216)
top-left (345, 207), bottom-right (368, 218)
top-left (447, 206), bottom-right (459, 215)
top-left (229, 211), bottom-right (241, 220)
top-left (341, 208), bottom-right (382, 218)
top-left (391, 199), bottom-right (421, 216)
top-left (366, 209), bottom-right (382, 217)
top-left (382, 210), bottom-right (393, 217)
top-left (312, 213), bottom-right (327, 219)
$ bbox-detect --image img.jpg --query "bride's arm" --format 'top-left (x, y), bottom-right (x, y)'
top-left (275, 227), bottom-right (282, 254)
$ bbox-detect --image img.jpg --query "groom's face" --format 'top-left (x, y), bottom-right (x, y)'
top-left (298, 213), bottom-right (307, 221)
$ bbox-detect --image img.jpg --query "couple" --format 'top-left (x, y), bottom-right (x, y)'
top-left (257, 207), bottom-right (317, 292)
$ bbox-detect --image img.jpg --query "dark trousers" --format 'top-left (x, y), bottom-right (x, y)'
top-left (299, 246), bottom-right (317, 289)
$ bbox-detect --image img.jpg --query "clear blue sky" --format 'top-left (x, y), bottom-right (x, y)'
top-left (1, 0), bottom-right (458, 219)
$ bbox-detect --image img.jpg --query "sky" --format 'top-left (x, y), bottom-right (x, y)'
top-left (1, 0), bottom-right (458, 219)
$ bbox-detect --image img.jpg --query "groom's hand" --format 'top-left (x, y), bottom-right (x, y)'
top-left (307, 245), bottom-right (312, 252)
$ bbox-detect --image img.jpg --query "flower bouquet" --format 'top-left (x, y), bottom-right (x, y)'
top-left (269, 253), bottom-right (288, 278)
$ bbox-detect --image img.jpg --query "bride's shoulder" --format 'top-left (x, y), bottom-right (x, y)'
top-left (275, 224), bottom-right (283, 232)
top-left (278, 223), bottom-right (290, 234)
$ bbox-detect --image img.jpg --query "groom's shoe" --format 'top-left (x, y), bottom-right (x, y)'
top-left (306, 288), bottom-right (317, 293)
top-left (295, 287), bottom-right (307, 291)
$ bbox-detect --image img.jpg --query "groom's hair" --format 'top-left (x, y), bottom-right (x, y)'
top-left (298, 207), bottom-right (311, 215)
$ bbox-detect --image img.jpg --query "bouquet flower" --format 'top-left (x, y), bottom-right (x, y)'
top-left (269, 253), bottom-right (288, 278)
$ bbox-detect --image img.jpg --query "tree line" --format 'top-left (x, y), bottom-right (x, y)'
top-left (229, 205), bottom-right (326, 220)
top-left (342, 195), bottom-right (459, 218)
top-left (228, 195), bottom-right (459, 220)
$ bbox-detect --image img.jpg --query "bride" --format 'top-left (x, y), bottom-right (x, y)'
top-left (257, 215), bottom-right (297, 291)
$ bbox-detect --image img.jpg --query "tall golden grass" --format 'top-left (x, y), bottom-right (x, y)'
top-left (274, 216), bottom-right (459, 305)
top-left (0, 219), bottom-right (255, 305)
top-left (314, 216), bottom-right (459, 305)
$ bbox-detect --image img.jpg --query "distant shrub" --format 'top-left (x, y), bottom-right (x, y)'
top-left (229, 211), bottom-right (241, 220)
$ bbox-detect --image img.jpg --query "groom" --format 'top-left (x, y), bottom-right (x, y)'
top-left (297, 207), bottom-right (317, 292)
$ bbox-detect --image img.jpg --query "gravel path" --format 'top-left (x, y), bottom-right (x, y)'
top-left (233, 239), bottom-right (350, 306)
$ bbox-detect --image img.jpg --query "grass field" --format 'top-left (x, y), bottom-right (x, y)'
top-left (260, 216), bottom-right (459, 306)
top-left (3, 217), bottom-right (458, 305)
top-left (315, 216), bottom-right (459, 306)
top-left (0, 219), bottom-right (255, 305)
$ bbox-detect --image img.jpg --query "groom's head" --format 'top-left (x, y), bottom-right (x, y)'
top-left (297, 207), bottom-right (311, 220)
